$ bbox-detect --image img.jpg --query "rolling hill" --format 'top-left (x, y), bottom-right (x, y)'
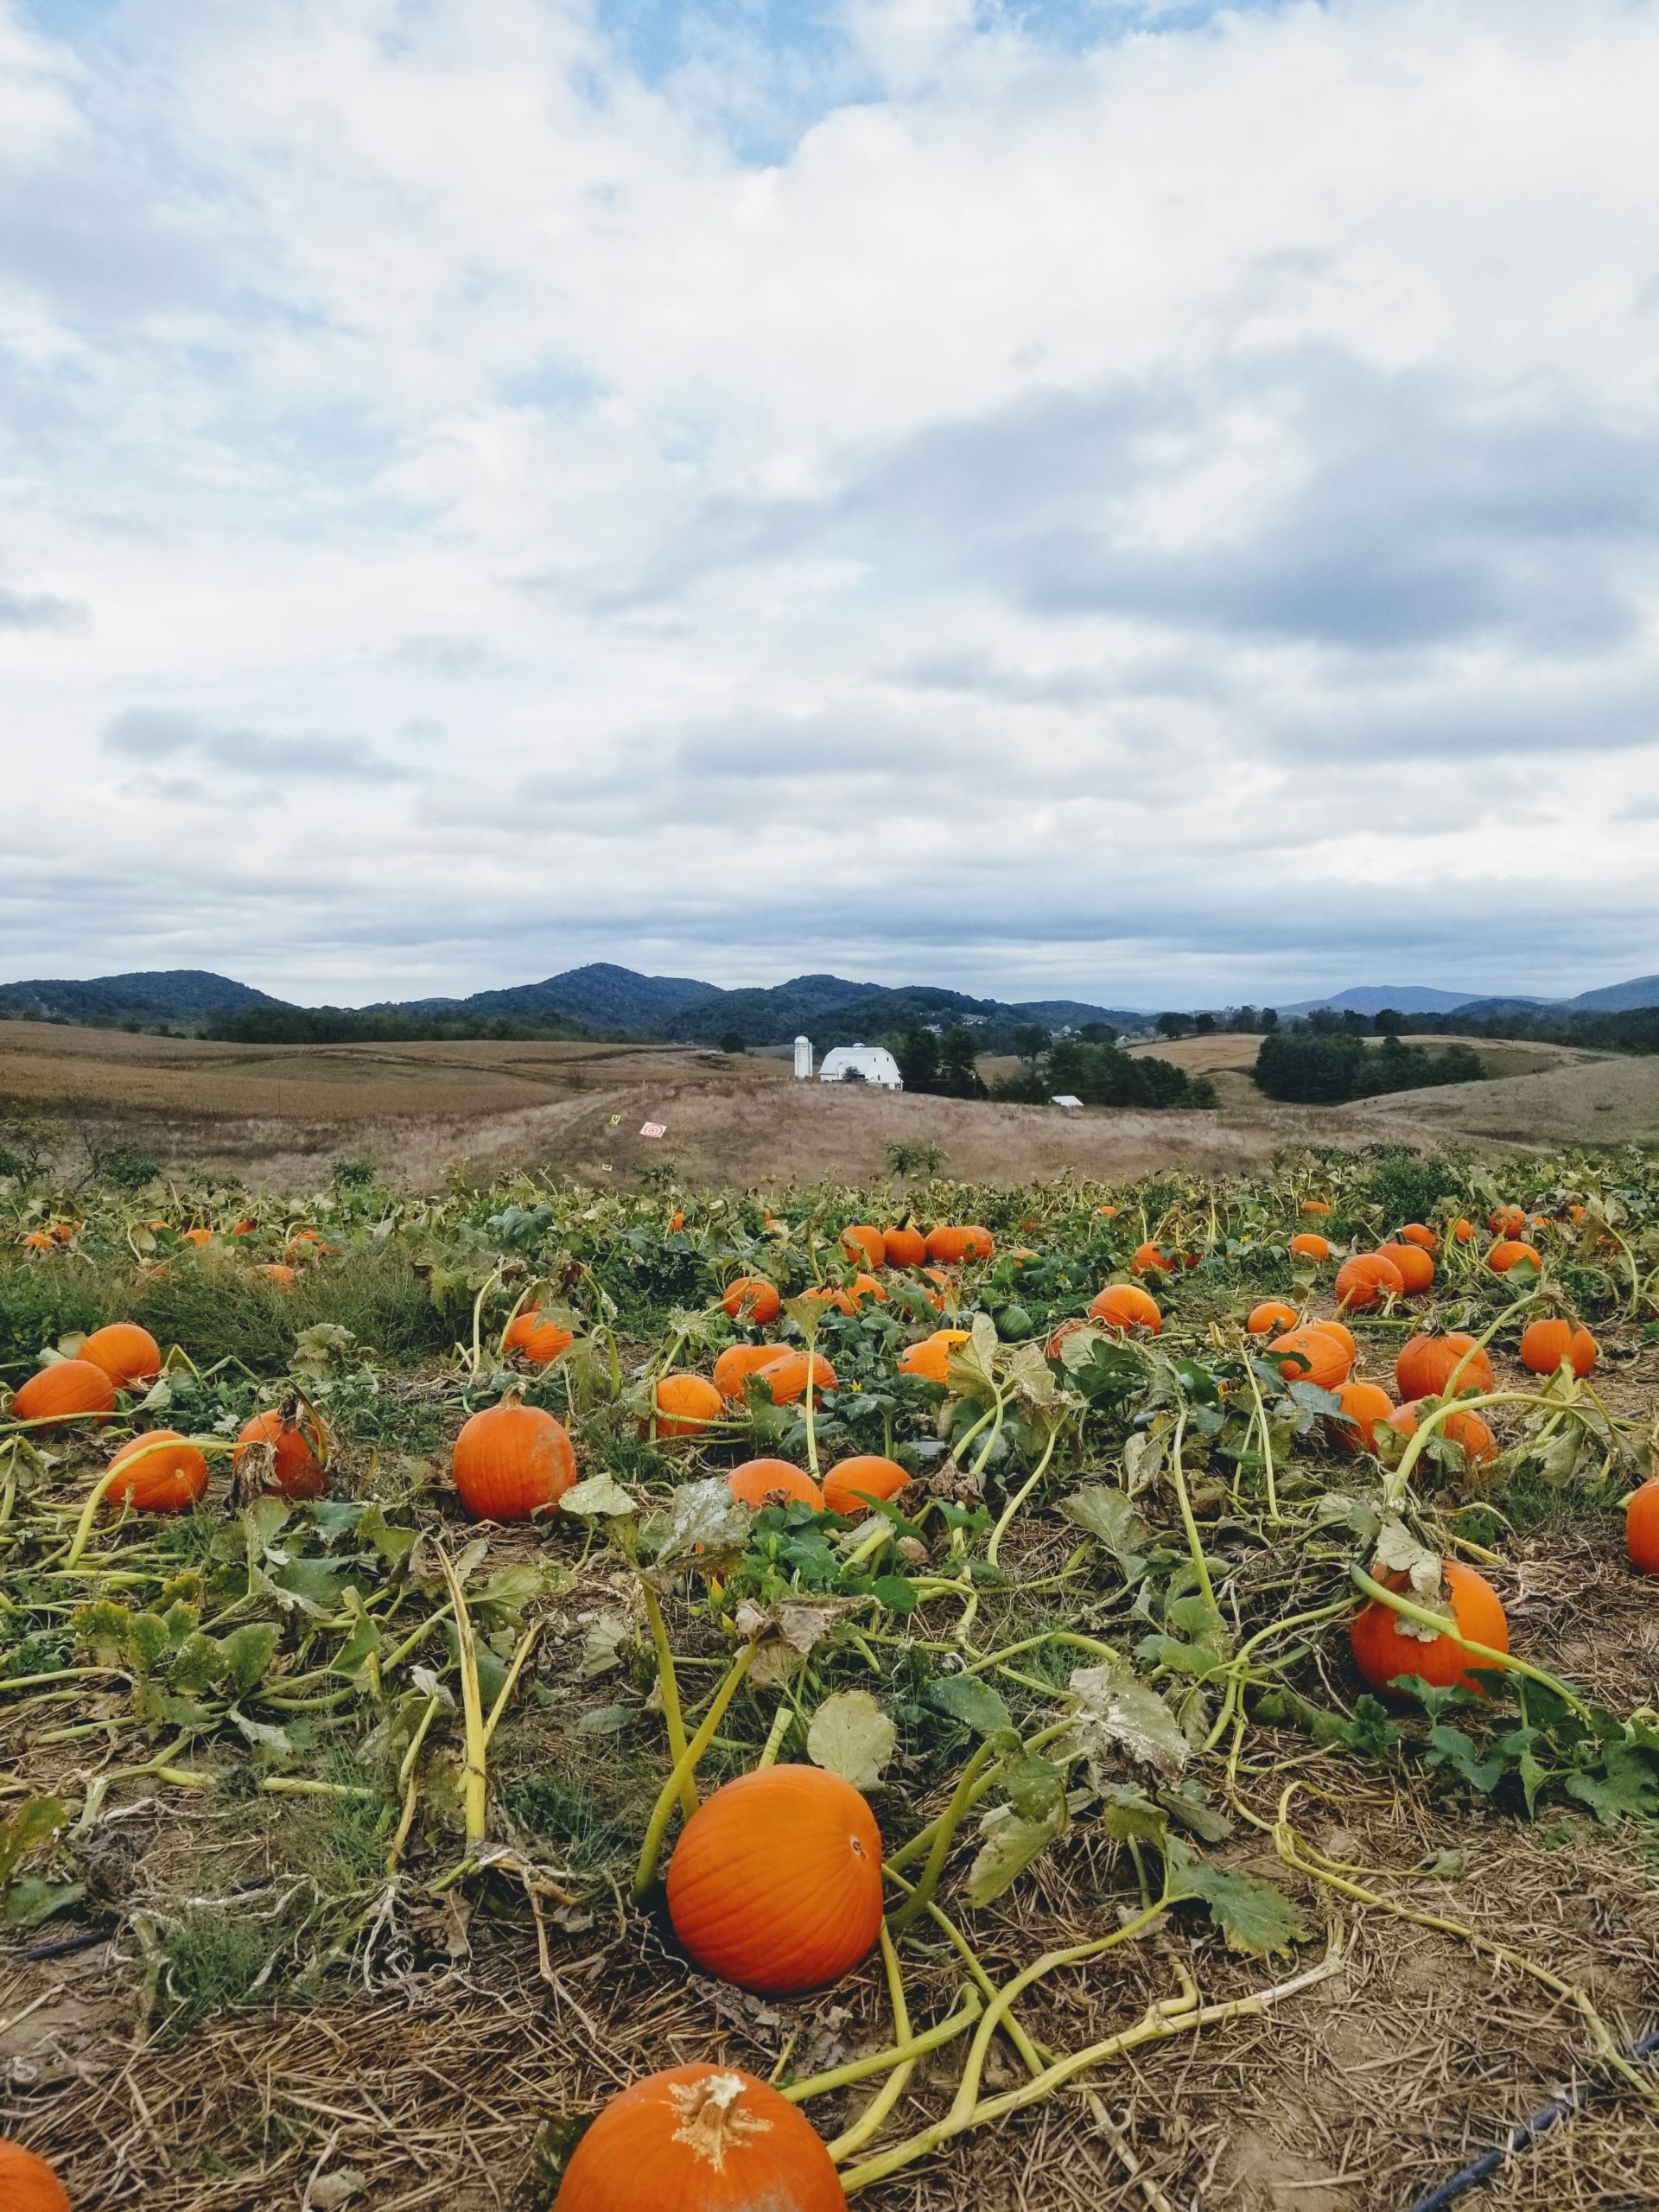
top-left (0, 969), bottom-right (287, 1029)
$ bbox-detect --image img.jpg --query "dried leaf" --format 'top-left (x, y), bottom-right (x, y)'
top-left (807, 1690), bottom-right (896, 1790)
top-left (561, 1472), bottom-right (638, 1519)
top-left (1065, 1661), bottom-right (1189, 1781)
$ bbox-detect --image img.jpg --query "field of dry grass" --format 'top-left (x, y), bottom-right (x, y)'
top-left (3, 1019), bottom-right (1654, 1192)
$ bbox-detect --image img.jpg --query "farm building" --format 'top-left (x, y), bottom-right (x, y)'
top-left (817, 1043), bottom-right (903, 1090)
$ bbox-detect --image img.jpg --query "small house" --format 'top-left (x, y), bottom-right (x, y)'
top-left (818, 1043), bottom-right (904, 1090)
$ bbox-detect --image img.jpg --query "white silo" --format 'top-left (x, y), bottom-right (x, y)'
top-left (793, 1035), bottom-right (813, 1080)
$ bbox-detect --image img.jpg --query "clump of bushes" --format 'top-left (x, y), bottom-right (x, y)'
top-left (1255, 1030), bottom-right (1485, 1104)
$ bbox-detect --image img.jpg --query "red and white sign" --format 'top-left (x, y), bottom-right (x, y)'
top-left (639, 1122), bottom-right (667, 1139)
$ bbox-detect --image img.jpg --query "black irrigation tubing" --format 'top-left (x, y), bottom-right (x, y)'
top-left (1405, 2025), bottom-right (1659, 2211)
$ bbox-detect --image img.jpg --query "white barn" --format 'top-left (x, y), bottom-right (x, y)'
top-left (818, 1043), bottom-right (904, 1090)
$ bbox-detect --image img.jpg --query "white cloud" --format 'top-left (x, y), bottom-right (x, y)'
top-left (1, 0), bottom-right (1656, 1005)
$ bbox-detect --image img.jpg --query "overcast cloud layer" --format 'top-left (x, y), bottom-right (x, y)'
top-left (3, 0), bottom-right (1658, 1007)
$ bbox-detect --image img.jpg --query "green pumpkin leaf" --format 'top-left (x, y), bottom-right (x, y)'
top-left (925, 1676), bottom-right (1013, 1739)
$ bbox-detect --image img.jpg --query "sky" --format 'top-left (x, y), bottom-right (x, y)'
top-left (3, 0), bottom-right (1658, 1011)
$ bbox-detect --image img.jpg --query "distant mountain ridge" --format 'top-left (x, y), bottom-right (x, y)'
top-left (0, 969), bottom-right (285, 1028)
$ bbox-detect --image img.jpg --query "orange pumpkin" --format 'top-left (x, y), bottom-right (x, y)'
top-left (11, 1360), bottom-right (117, 1431)
top-left (714, 1344), bottom-right (787, 1402)
top-left (1300, 1198), bottom-right (1332, 1217)
top-left (257, 1262), bottom-right (297, 1287)
top-left (106, 1429), bottom-right (210, 1513)
top-left (925, 1225), bottom-right (994, 1265)
top-left (1334, 1252), bottom-right (1406, 1312)
top-left (839, 1224), bottom-right (886, 1268)
top-left (1130, 1240), bottom-right (1174, 1274)
top-left (752, 1351), bottom-right (838, 1406)
top-left (800, 1286), bottom-right (856, 1316)
top-left (1288, 1232), bottom-right (1332, 1262)
top-left (1487, 1239), bottom-right (1542, 1274)
top-left (1489, 1205), bottom-right (1528, 1236)
top-left (553, 2064), bottom-right (842, 2212)
top-left (1388, 1400), bottom-right (1498, 1469)
top-left (234, 1408), bottom-right (328, 1501)
top-left (1088, 1283), bottom-right (1163, 1336)
top-left (821, 1456), bottom-right (910, 1516)
top-left (1308, 1318), bottom-right (1357, 1363)
top-left (1451, 1217), bottom-right (1476, 1243)
top-left (727, 1459), bottom-right (823, 1511)
top-left (1626, 1479), bottom-right (1659, 1575)
top-left (1374, 1242), bottom-right (1434, 1295)
top-left (1267, 1329), bottom-right (1351, 1393)
top-left (1518, 1319), bottom-right (1597, 1377)
top-left (0, 2141), bottom-right (72, 2212)
top-left (1245, 1300), bottom-right (1299, 1338)
top-left (504, 1310), bottom-right (575, 1364)
top-left (1328, 1382), bottom-right (1395, 1453)
top-left (882, 1225), bottom-right (928, 1268)
top-left (453, 1399), bottom-right (577, 1520)
top-left (847, 1270), bottom-right (887, 1305)
top-left (79, 1323), bottom-right (162, 1389)
top-left (22, 1230), bottom-right (54, 1251)
top-left (652, 1373), bottom-right (726, 1439)
top-left (897, 1332), bottom-right (968, 1385)
top-left (1397, 1223), bottom-right (1440, 1253)
top-left (181, 1227), bottom-right (213, 1247)
top-left (1395, 1332), bottom-right (1493, 1402)
top-left (721, 1277), bottom-right (782, 1325)
top-left (666, 1766), bottom-right (883, 1995)
top-left (1351, 1560), bottom-right (1508, 1698)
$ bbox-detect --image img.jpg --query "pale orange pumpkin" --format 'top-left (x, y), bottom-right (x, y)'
top-left (11, 1360), bottom-right (117, 1432)
top-left (1288, 1232), bottom-right (1332, 1262)
top-left (1087, 1283), bottom-right (1162, 1336)
top-left (553, 2065), bottom-right (842, 2212)
top-left (652, 1373), bottom-right (726, 1439)
top-left (78, 1323), bottom-right (162, 1389)
top-left (821, 1456), bottom-right (910, 1516)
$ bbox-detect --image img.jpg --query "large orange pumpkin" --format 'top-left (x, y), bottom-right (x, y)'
top-left (714, 1344), bottom-right (786, 1402)
top-left (1288, 1232), bottom-right (1332, 1262)
top-left (0, 2140), bottom-right (72, 2212)
top-left (11, 1360), bottom-right (117, 1431)
top-left (553, 2064), bottom-right (842, 2212)
top-left (1334, 1252), bottom-right (1406, 1312)
top-left (1487, 1239), bottom-right (1542, 1274)
top-left (453, 1399), bottom-right (577, 1520)
top-left (897, 1331), bottom-right (968, 1385)
top-left (1088, 1283), bottom-right (1162, 1336)
top-left (1266, 1328), bottom-right (1351, 1393)
top-left (1328, 1382), bottom-right (1395, 1453)
top-left (666, 1766), bottom-right (883, 1995)
top-left (1626, 1479), bottom-right (1659, 1575)
top-left (1518, 1319), bottom-right (1598, 1378)
top-left (751, 1351), bottom-right (837, 1406)
top-left (79, 1323), bottom-right (162, 1389)
top-left (721, 1277), bottom-right (782, 1325)
top-left (653, 1373), bottom-right (726, 1439)
top-left (1388, 1400), bottom-right (1498, 1470)
top-left (234, 1408), bottom-right (328, 1500)
top-left (727, 1459), bottom-right (823, 1511)
top-left (504, 1310), bottom-right (575, 1365)
top-left (1374, 1242), bottom-right (1434, 1295)
top-left (882, 1225), bottom-right (928, 1268)
top-left (107, 1429), bottom-right (210, 1512)
top-left (1351, 1560), bottom-right (1508, 1698)
top-left (1245, 1300), bottom-right (1298, 1338)
top-left (925, 1225), bottom-right (994, 1265)
top-left (821, 1456), bottom-right (910, 1516)
top-left (839, 1225), bottom-right (886, 1268)
top-left (1395, 1332), bottom-right (1494, 1402)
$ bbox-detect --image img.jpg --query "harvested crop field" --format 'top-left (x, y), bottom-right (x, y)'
top-left (3, 1143), bottom-right (1658, 2210)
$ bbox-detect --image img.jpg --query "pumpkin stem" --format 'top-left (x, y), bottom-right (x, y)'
top-left (668, 2072), bottom-right (772, 2170)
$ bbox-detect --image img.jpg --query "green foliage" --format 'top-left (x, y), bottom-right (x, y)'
top-left (1255, 1029), bottom-right (1486, 1103)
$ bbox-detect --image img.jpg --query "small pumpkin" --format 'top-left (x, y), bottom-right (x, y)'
top-left (107, 1428), bottom-right (210, 1512)
top-left (79, 1323), bottom-right (162, 1389)
top-left (181, 1227), bottom-right (213, 1247)
top-left (1334, 1252), bottom-right (1406, 1312)
top-left (1373, 1241), bottom-right (1434, 1294)
top-left (1351, 1560), bottom-right (1508, 1698)
top-left (1487, 1238), bottom-right (1542, 1274)
top-left (1489, 1205), bottom-right (1528, 1236)
top-left (821, 1455), bottom-right (910, 1516)
top-left (1389, 1399), bottom-right (1498, 1469)
top-left (453, 1397), bottom-right (577, 1520)
top-left (751, 1351), bottom-right (838, 1406)
top-left (1328, 1381), bottom-right (1395, 1453)
top-left (925, 1225), bottom-right (994, 1265)
top-left (503, 1310), bottom-right (575, 1365)
top-left (1288, 1232), bottom-right (1332, 1262)
top-left (714, 1344), bottom-right (787, 1402)
top-left (0, 2140), bottom-right (72, 2212)
top-left (1130, 1240), bottom-right (1174, 1274)
top-left (234, 1407), bottom-right (328, 1501)
top-left (1626, 1478), bottom-right (1659, 1575)
top-left (1267, 1328), bottom-right (1351, 1394)
top-left (1300, 1198), bottom-right (1332, 1217)
top-left (652, 1373), bottom-right (726, 1439)
top-left (722, 1277), bottom-right (781, 1325)
top-left (1451, 1217), bottom-right (1476, 1243)
top-left (11, 1360), bottom-right (117, 1432)
top-left (727, 1459), bottom-right (823, 1510)
top-left (897, 1331), bottom-right (969, 1385)
top-left (1395, 1332), bottom-right (1494, 1402)
top-left (882, 1225), bottom-right (928, 1268)
top-left (1518, 1319), bottom-right (1597, 1378)
top-left (666, 1766), bottom-right (883, 1994)
top-left (839, 1224), bottom-right (886, 1268)
top-left (257, 1262), bottom-right (297, 1287)
top-left (1245, 1300), bottom-right (1299, 1338)
top-left (1087, 1283), bottom-right (1162, 1336)
top-left (1397, 1223), bottom-right (1439, 1252)
top-left (553, 2064), bottom-right (842, 2212)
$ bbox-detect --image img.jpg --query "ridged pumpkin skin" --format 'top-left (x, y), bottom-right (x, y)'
top-left (925, 1225), bottom-right (994, 1265)
top-left (1246, 1300), bottom-right (1298, 1338)
top-left (1488, 1239), bottom-right (1542, 1274)
top-left (1518, 1319), bottom-right (1598, 1378)
top-left (667, 1767), bottom-right (883, 1996)
top-left (722, 1277), bottom-right (781, 1325)
top-left (897, 1332), bottom-right (968, 1385)
top-left (1334, 1253), bottom-right (1406, 1312)
top-left (715, 1344), bottom-right (787, 1402)
top-left (108, 1429), bottom-right (210, 1512)
top-left (1374, 1242), bottom-right (1434, 1294)
top-left (1351, 1560), bottom-right (1508, 1698)
top-left (12, 1360), bottom-right (117, 1431)
top-left (882, 1225), bottom-right (928, 1268)
top-left (504, 1311), bottom-right (575, 1364)
top-left (1088, 1284), bottom-right (1162, 1336)
top-left (752, 1351), bottom-right (838, 1406)
top-left (1489, 1205), bottom-right (1528, 1236)
top-left (1288, 1232), bottom-right (1332, 1262)
top-left (1627, 1479), bottom-right (1659, 1575)
top-left (0, 2140), bottom-right (72, 2212)
top-left (821, 1456), bottom-right (910, 1516)
top-left (234, 1409), bottom-right (327, 1501)
top-left (1267, 1329), bottom-right (1351, 1393)
top-left (79, 1323), bottom-right (162, 1388)
top-left (453, 1401), bottom-right (576, 1521)
top-left (727, 1460), bottom-right (823, 1511)
top-left (839, 1225), bottom-right (886, 1268)
top-left (1389, 1400), bottom-right (1498, 1470)
top-left (1329, 1382), bottom-right (1395, 1453)
top-left (653, 1373), bottom-right (726, 1439)
top-left (553, 2064), bottom-right (843, 2212)
top-left (1395, 1333), bottom-right (1494, 1402)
